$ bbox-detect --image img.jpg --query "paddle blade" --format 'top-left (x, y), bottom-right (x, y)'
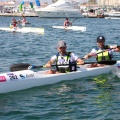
top-left (98, 60), bottom-right (116, 65)
top-left (10, 63), bottom-right (30, 72)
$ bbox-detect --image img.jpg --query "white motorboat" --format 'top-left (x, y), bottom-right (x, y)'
top-left (0, 27), bottom-right (44, 34)
top-left (35, 0), bottom-right (82, 18)
top-left (105, 17), bottom-right (120, 19)
top-left (104, 11), bottom-right (120, 18)
top-left (52, 26), bottom-right (86, 32)
top-left (0, 60), bottom-right (119, 94)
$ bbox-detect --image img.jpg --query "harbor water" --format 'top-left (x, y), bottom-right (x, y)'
top-left (0, 16), bottom-right (120, 120)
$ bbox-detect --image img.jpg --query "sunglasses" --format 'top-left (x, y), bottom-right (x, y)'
top-left (59, 47), bottom-right (66, 49)
top-left (97, 41), bottom-right (105, 43)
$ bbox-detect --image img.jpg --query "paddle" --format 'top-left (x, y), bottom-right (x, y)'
top-left (71, 18), bottom-right (77, 23)
top-left (10, 60), bottom-right (117, 72)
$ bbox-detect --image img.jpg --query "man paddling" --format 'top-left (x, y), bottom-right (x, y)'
top-left (45, 40), bottom-right (84, 74)
top-left (84, 36), bottom-right (120, 67)
top-left (10, 18), bottom-right (18, 29)
top-left (64, 18), bottom-right (72, 27)
top-left (21, 16), bottom-right (28, 26)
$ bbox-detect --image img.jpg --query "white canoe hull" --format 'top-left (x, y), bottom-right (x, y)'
top-left (52, 26), bottom-right (86, 32)
top-left (0, 61), bottom-right (120, 94)
top-left (0, 27), bottom-right (44, 34)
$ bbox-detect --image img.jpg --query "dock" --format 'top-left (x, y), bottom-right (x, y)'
top-left (0, 12), bottom-right (38, 17)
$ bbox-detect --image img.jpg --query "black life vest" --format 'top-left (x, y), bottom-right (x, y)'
top-left (56, 52), bottom-right (77, 73)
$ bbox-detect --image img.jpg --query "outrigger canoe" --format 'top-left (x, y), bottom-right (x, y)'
top-left (0, 60), bottom-right (120, 94)
top-left (52, 26), bottom-right (86, 32)
top-left (0, 27), bottom-right (44, 34)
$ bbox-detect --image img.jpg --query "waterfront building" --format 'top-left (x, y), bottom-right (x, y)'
top-left (98, 0), bottom-right (120, 6)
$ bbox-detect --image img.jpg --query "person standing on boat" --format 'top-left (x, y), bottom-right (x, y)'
top-left (45, 40), bottom-right (84, 74)
top-left (10, 18), bottom-right (18, 29)
top-left (64, 18), bottom-right (72, 27)
top-left (83, 36), bottom-right (120, 67)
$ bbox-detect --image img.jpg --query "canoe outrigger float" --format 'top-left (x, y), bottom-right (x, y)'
top-left (0, 60), bottom-right (120, 94)
top-left (0, 27), bottom-right (44, 34)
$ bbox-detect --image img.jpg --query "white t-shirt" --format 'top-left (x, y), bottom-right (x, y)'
top-left (51, 53), bottom-right (79, 62)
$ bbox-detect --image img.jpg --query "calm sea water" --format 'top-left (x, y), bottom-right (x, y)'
top-left (0, 16), bottom-right (120, 120)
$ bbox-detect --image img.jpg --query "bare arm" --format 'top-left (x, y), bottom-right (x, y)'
top-left (45, 59), bottom-right (55, 68)
top-left (83, 52), bottom-right (94, 60)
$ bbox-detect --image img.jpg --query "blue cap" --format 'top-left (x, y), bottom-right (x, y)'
top-left (97, 36), bottom-right (105, 42)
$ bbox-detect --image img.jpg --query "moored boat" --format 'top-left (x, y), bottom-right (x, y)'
top-left (0, 60), bottom-right (120, 94)
top-left (35, 0), bottom-right (82, 18)
top-left (105, 17), bottom-right (120, 19)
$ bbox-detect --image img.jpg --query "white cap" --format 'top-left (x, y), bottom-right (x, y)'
top-left (57, 40), bottom-right (67, 48)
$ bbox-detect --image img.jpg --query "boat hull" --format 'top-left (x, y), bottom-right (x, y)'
top-left (105, 17), bottom-right (120, 19)
top-left (0, 27), bottom-right (44, 34)
top-left (0, 61), bottom-right (120, 94)
top-left (36, 10), bottom-right (83, 18)
top-left (52, 26), bottom-right (86, 31)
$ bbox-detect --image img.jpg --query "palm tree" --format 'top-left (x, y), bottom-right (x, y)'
top-left (52, 0), bottom-right (58, 3)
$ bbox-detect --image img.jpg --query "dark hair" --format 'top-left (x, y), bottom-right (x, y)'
top-left (66, 18), bottom-right (68, 20)
top-left (97, 36), bottom-right (105, 42)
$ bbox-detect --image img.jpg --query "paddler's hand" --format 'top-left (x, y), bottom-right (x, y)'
top-left (80, 60), bottom-right (84, 65)
top-left (77, 58), bottom-right (84, 65)
top-left (111, 45), bottom-right (120, 52)
top-left (45, 60), bottom-right (54, 68)
top-left (84, 54), bottom-right (89, 60)
top-left (110, 45), bottom-right (117, 49)
top-left (44, 63), bottom-right (51, 68)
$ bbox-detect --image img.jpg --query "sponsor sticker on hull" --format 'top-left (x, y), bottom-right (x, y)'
top-left (0, 76), bottom-right (6, 82)
top-left (7, 73), bottom-right (18, 81)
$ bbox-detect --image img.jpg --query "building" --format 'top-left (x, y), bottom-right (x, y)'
top-left (98, 0), bottom-right (120, 6)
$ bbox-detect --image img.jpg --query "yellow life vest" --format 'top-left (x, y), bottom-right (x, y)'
top-left (97, 50), bottom-right (111, 61)
top-left (96, 45), bottom-right (111, 61)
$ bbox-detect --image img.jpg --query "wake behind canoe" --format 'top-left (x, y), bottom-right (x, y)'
top-left (0, 61), bottom-right (120, 94)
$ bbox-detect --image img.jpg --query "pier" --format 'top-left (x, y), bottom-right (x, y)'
top-left (0, 12), bottom-right (38, 17)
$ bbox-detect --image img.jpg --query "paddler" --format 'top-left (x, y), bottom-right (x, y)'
top-left (21, 16), bottom-right (28, 25)
top-left (45, 40), bottom-right (84, 74)
top-left (64, 18), bottom-right (72, 27)
top-left (10, 18), bottom-right (18, 29)
top-left (83, 36), bottom-right (120, 67)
